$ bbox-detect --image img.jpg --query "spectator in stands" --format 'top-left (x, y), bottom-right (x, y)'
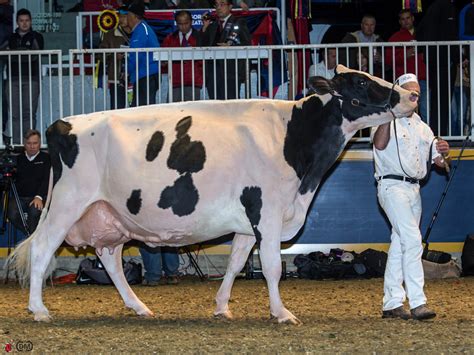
top-left (233, 0), bottom-right (267, 10)
top-left (340, 14), bottom-right (384, 77)
top-left (127, 0), bottom-right (160, 106)
top-left (162, 10), bottom-right (203, 102)
top-left (99, 5), bottom-right (131, 109)
top-left (451, 54), bottom-right (470, 136)
top-left (386, 9), bottom-right (427, 120)
top-left (0, 0), bottom-right (13, 143)
top-left (308, 48), bottom-right (336, 80)
top-left (7, 8), bottom-right (43, 145)
top-left (8, 129), bottom-right (50, 236)
top-left (459, 0), bottom-right (474, 40)
top-left (82, 0), bottom-right (121, 49)
top-left (201, 0), bottom-right (251, 99)
top-left (416, 0), bottom-right (458, 135)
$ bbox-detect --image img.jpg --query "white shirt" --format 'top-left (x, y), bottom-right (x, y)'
top-left (308, 61), bottom-right (336, 80)
top-left (372, 113), bottom-right (440, 180)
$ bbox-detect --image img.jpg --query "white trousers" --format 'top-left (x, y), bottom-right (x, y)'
top-left (377, 179), bottom-right (427, 310)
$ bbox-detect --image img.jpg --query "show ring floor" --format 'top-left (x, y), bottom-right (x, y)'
top-left (0, 277), bottom-right (473, 353)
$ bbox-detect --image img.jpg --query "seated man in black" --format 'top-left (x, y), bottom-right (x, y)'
top-left (8, 129), bottom-right (50, 235)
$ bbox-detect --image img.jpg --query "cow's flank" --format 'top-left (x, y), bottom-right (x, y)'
top-left (46, 120), bottom-right (79, 184)
top-left (145, 131), bottom-right (165, 162)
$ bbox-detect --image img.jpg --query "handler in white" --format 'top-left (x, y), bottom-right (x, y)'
top-left (372, 73), bottom-right (450, 320)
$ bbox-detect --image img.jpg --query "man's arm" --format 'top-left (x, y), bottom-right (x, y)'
top-left (372, 122), bottom-right (391, 150)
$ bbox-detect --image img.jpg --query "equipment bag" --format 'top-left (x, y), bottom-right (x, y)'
top-left (76, 257), bottom-right (143, 285)
top-left (461, 234), bottom-right (474, 276)
top-left (359, 249), bottom-right (388, 277)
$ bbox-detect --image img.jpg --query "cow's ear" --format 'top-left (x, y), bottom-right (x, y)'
top-left (308, 76), bottom-right (333, 95)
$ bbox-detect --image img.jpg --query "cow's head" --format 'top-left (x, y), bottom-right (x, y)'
top-left (308, 65), bottom-right (419, 133)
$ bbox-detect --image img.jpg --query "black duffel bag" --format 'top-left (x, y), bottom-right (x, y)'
top-left (76, 257), bottom-right (143, 285)
top-left (462, 234), bottom-right (474, 276)
top-left (293, 251), bottom-right (362, 280)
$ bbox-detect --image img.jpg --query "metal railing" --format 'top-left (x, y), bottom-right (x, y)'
top-left (0, 50), bottom-right (63, 147)
top-left (1, 42), bottom-right (473, 148)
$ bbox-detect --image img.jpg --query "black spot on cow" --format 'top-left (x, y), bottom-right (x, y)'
top-left (145, 130), bottom-right (165, 162)
top-left (126, 189), bottom-right (142, 215)
top-left (240, 186), bottom-right (263, 244)
top-left (283, 96), bottom-right (345, 194)
top-left (167, 116), bottom-right (206, 174)
top-left (175, 116), bottom-right (192, 138)
top-left (46, 120), bottom-right (79, 185)
top-left (158, 173), bottom-right (199, 217)
top-left (91, 132), bottom-right (94, 136)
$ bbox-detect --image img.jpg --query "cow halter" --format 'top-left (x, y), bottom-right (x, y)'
top-left (329, 80), bottom-right (398, 119)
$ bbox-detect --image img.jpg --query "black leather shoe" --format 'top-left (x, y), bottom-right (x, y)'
top-left (382, 306), bottom-right (411, 320)
top-left (411, 304), bottom-right (436, 320)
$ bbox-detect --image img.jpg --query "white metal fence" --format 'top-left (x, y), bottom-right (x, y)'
top-left (1, 42), bottom-right (473, 148)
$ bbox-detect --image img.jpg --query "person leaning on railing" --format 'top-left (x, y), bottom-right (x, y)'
top-left (200, 0), bottom-right (251, 100)
top-left (6, 8), bottom-right (43, 145)
top-left (99, 5), bottom-right (131, 110)
top-left (162, 10), bottom-right (203, 102)
top-left (126, 1), bottom-right (160, 107)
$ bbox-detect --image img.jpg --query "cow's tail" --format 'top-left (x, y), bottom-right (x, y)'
top-left (6, 168), bottom-right (56, 287)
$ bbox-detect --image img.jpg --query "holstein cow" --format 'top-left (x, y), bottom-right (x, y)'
top-left (9, 66), bottom-right (418, 324)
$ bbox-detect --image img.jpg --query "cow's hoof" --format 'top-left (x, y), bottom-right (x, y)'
top-left (136, 308), bottom-right (155, 317)
top-left (213, 310), bottom-right (234, 321)
top-left (34, 312), bottom-right (52, 322)
top-left (270, 309), bottom-right (303, 326)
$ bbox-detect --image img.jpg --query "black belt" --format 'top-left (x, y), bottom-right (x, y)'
top-left (378, 174), bottom-right (419, 184)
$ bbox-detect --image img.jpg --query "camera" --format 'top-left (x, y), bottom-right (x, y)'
top-left (226, 25), bottom-right (241, 46)
top-left (0, 144), bottom-right (18, 181)
top-left (202, 13), bottom-right (214, 21)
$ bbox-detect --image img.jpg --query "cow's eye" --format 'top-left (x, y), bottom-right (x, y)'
top-left (358, 79), bottom-right (367, 86)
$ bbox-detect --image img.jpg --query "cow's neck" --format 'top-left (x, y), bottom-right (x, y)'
top-left (283, 95), bottom-right (347, 195)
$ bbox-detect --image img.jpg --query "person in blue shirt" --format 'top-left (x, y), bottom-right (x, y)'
top-left (127, 1), bottom-right (159, 106)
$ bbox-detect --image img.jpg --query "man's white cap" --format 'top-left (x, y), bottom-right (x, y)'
top-left (397, 73), bottom-right (418, 86)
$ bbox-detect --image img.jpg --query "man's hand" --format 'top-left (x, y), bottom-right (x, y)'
top-left (201, 12), bottom-right (211, 32)
top-left (436, 139), bottom-right (450, 155)
top-left (30, 197), bottom-right (44, 211)
top-left (434, 138), bottom-right (450, 170)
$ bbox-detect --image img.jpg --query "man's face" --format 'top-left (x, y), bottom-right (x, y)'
top-left (127, 12), bottom-right (139, 28)
top-left (17, 14), bottom-right (32, 32)
top-left (215, 0), bottom-right (232, 19)
top-left (399, 12), bottom-right (414, 30)
top-left (119, 13), bottom-right (128, 29)
top-left (326, 49), bottom-right (337, 69)
top-left (176, 14), bottom-right (192, 34)
top-left (361, 18), bottom-right (375, 37)
top-left (24, 134), bottom-right (40, 157)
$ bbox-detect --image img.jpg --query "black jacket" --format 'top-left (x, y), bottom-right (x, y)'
top-left (201, 15), bottom-right (251, 47)
top-left (0, 4), bottom-right (13, 49)
top-left (8, 29), bottom-right (44, 78)
top-left (15, 151), bottom-right (51, 201)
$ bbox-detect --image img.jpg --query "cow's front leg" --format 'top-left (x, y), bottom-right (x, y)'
top-left (97, 244), bottom-right (154, 317)
top-left (260, 230), bottom-right (302, 325)
top-left (214, 233), bottom-right (255, 320)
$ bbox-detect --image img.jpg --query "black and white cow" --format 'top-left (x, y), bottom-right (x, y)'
top-left (9, 66), bottom-right (418, 323)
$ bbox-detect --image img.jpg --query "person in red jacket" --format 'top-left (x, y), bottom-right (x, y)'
top-left (162, 10), bottom-right (203, 102)
top-left (386, 9), bottom-right (428, 121)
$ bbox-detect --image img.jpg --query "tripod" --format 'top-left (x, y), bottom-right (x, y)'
top-left (181, 246), bottom-right (206, 281)
top-left (2, 172), bottom-right (30, 283)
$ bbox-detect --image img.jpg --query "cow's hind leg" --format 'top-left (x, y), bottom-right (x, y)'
top-left (97, 244), bottom-right (154, 317)
top-left (214, 233), bottom-right (255, 320)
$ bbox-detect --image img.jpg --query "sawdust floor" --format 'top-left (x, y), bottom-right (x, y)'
top-left (0, 277), bottom-right (473, 353)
